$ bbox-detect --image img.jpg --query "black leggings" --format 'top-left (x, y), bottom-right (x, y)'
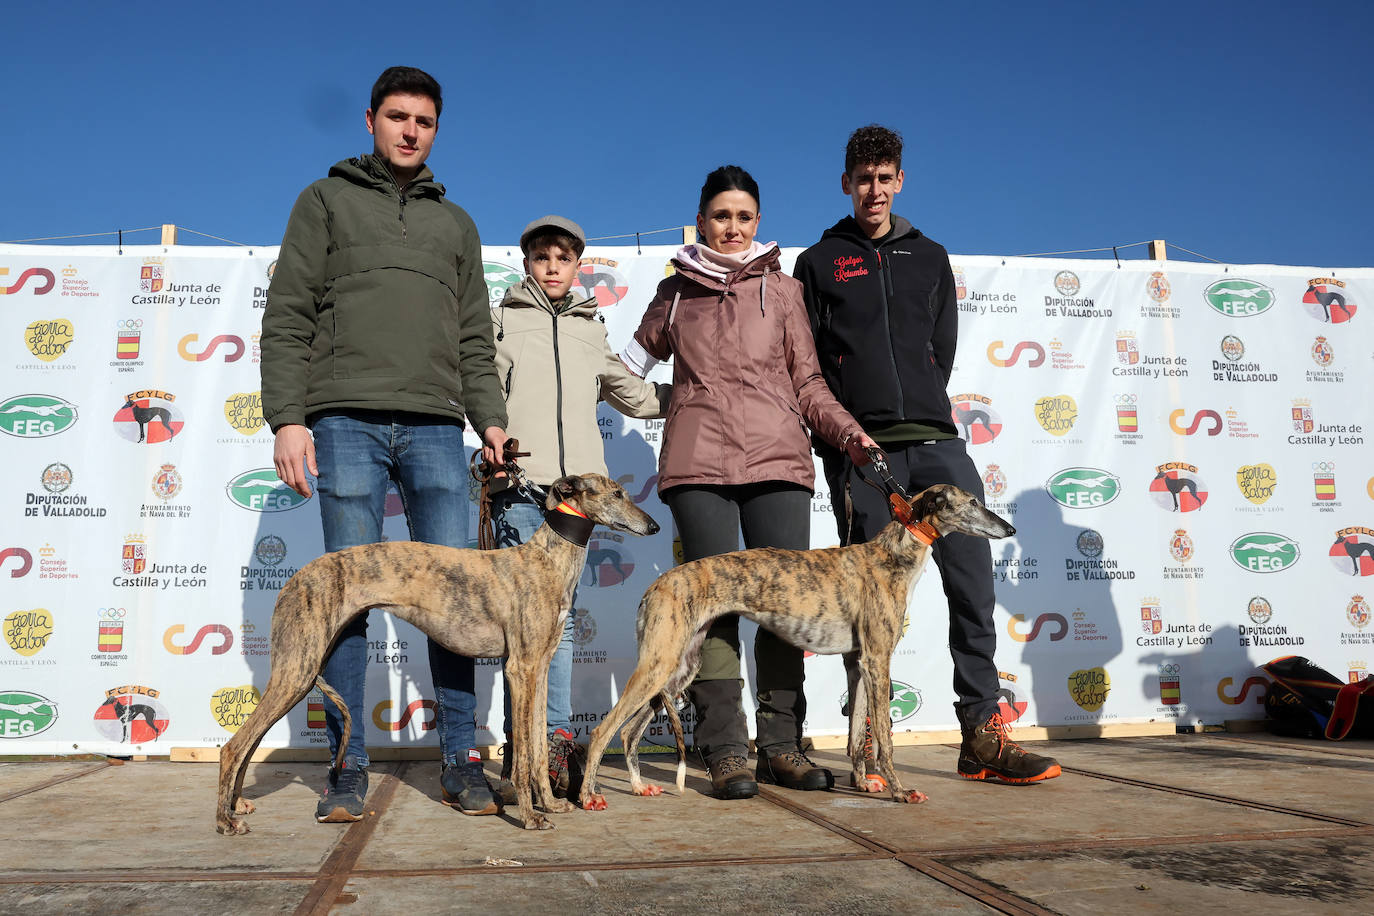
top-left (662, 481), bottom-right (813, 758)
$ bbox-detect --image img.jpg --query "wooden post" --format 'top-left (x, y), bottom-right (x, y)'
top-left (1149, 239), bottom-right (1167, 260)
top-left (683, 225), bottom-right (697, 245)
top-left (161, 224), bottom-right (178, 245)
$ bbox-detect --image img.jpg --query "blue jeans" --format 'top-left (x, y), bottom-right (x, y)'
top-left (310, 410), bottom-right (479, 767)
top-left (493, 491), bottom-right (575, 737)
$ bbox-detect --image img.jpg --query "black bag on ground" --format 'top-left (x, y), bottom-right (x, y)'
top-left (1261, 655), bottom-right (1374, 740)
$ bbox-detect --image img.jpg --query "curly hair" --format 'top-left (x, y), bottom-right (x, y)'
top-left (844, 125), bottom-right (903, 175)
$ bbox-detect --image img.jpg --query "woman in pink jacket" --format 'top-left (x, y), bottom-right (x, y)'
top-left (621, 165), bottom-right (877, 799)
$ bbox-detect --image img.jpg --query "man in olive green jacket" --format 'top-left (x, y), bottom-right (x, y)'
top-left (261, 66), bottom-right (509, 823)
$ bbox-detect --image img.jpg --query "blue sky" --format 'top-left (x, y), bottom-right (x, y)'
top-left (3, 2), bottom-right (1369, 267)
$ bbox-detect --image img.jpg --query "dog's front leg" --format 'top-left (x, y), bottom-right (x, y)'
top-left (530, 651), bottom-right (573, 816)
top-left (860, 653), bottom-right (926, 805)
top-left (506, 659), bottom-right (555, 829)
top-left (843, 651), bottom-right (881, 792)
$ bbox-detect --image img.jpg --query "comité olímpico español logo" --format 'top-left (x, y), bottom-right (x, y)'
top-left (226, 469), bottom-right (312, 513)
top-left (1045, 468), bottom-right (1121, 509)
top-left (0, 394), bottom-right (78, 438)
top-left (1203, 278), bottom-right (1275, 317)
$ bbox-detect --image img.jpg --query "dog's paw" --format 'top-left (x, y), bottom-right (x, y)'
top-left (544, 798), bottom-right (575, 814)
top-left (631, 783), bottom-right (663, 797)
top-left (522, 814), bottom-right (555, 830)
top-left (217, 818), bottom-right (251, 835)
top-left (851, 773), bottom-right (887, 793)
top-left (895, 788), bottom-right (929, 804)
top-left (581, 792), bottom-right (608, 811)
top-left (234, 798), bottom-right (256, 815)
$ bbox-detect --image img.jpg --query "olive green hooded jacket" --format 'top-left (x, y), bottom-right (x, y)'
top-left (261, 154), bottom-right (506, 435)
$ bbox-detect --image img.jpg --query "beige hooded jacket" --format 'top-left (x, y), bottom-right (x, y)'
top-left (493, 277), bottom-right (668, 486)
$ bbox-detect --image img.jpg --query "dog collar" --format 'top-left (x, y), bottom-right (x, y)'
top-left (889, 493), bottom-right (939, 545)
top-left (545, 502), bottom-right (594, 546)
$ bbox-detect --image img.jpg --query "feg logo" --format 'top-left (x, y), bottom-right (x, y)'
top-left (163, 624), bottom-right (234, 655)
top-left (949, 394), bottom-right (1002, 444)
top-left (0, 267), bottom-right (56, 295)
top-left (0, 690), bottom-right (59, 738)
top-left (178, 333), bottom-right (245, 362)
top-left (1329, 527), bottom-right (1374, 577)
top-left (1169, 409), bottom-right (1222, 436)
top-left (986, 340), bottom-right (1046, 367)
top-left (839, 678), bottom-right (923, 724)
top-left (1203, 279), bottom-right (1275, 317)
top-left (1302, 278), bottom-right (1357, 324)
top-left (1, 548), bottom-right (33, 578)
top-left (1217, 675), bottom-right (1269, 705)
top-left (1230, 533), bottom-right (1300, 573)
top-left (1045, 468), bottom-right (1121, 509)
top-left (1150, 463), bottom-right (1208, 512)
top-left (1006, 613), bottom-right (1068, 642)
top-left (482, 261), bottom-right (522, 308)
top-left (373, 698), bottom-right (436, 732)
top-left (0, 394), bottom-right (78, 438)
top-left (226, 469), bottom-right (311, 512)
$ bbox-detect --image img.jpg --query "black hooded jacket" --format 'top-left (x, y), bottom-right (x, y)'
top-left (793, 215), bottom-right (958, 437)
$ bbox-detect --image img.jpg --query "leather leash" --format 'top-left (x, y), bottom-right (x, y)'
top-left (858, 446), bottom-right (939, 546)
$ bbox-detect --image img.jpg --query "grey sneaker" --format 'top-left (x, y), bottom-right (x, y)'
top-left (315, 759), bottom-right (368, 823)
top-left (440, 761), bottom-right (501, 815)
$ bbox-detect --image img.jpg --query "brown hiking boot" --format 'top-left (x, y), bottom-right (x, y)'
top-left (958, 712), bottom-right (1062, 783)
top-left (849, 717), bottom-right (887, 791)
top-left (707, 754), bottom-right (758, 799)
top-left (757, 747), bottom-right (834, 790)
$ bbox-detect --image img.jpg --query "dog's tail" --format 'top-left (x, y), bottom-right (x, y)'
top-left (315, 675), bottom-right (350, 773)
top-left (653, 690), bottom-right (688, 794)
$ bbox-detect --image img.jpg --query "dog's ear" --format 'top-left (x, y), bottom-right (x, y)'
top-left (549, 475), bottom-right (587, 506)
top-left (908, 486), bottom-right (945, 520)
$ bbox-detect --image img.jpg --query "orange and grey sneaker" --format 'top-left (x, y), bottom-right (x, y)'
top-left (849, 717), bottom-right (888, 791)
top-left (958, 712), bottom-right (1061, 783)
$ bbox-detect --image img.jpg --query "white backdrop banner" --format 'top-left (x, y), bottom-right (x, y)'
top-left (1, 243), bottom-right (1370, 756)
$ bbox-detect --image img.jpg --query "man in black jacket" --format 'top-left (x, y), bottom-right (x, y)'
top-left (794, 124), bottom-right (1059, 784)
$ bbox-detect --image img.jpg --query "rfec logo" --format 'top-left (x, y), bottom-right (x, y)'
top-left (1229, 532), bottom-right (1300, 573)
top-left (226, 469), bottom-right (311, 512)
top-left (0, 394), bottom-right (78, 438)
top-left (0, 690), bottom-right (58, 738)
top-left (1203, 279), bottom-right (1275, 317)
top-left (1045, 468), bottom-right (1121, 509)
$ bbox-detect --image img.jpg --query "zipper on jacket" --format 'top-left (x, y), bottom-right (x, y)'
top-left (551, 310), bottom-right (567, 477)
top-left (873, 249), bottom-right (906, 417)
top-left (397, 192), bottom-right (407, 242)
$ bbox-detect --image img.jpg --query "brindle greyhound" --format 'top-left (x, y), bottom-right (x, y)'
top-left (577, 484), bottom-right (1015, 810)
top-left (215, 473), bottom-right (658, 834)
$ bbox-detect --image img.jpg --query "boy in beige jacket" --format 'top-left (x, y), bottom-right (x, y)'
top-left (489, 215), bottom-right (668, 800)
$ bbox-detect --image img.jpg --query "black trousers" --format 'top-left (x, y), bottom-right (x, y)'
top-left (823, 437), bottom-right (1000, 729)
top-left (662, 481), bottom-right (812, 760)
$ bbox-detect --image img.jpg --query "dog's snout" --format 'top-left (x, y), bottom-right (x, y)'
top-left (1006, 524), bottom-right (1016, 537)
top-left (646, 518), bottom-right (661, 535)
